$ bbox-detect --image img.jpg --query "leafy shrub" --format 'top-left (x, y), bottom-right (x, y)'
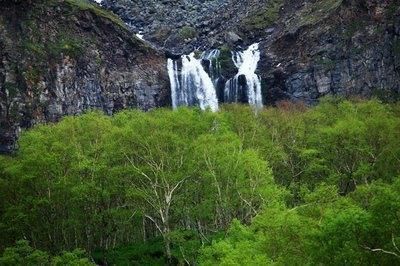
top-left (178, 26), bottom-right (197, 40)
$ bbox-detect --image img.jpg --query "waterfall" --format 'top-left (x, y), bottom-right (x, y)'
top-left (225, 43), bottom-right (263, 109)
top-left (167, 59), bottom-right (180, 109)
top-left (167, 53), bottom-right (219, 112)
top-left (201, 49), bottom-right (221, 87)
top-left (167, 43), bottom-right (262, 111)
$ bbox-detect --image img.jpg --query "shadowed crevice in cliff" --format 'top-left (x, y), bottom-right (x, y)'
top-left (0, 0), bottom-right (171, 154)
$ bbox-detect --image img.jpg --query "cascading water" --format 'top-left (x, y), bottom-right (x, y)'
top-left (167, 59), bottom-right (180, 109)
top-left (167, 43), bottom-right (262, 111)
top-left (201, 49), bottom-right (221, 87)
top-left (167, 53), bottom-right (219, 112)
top-left (225, 43), bottom-right (263, 109)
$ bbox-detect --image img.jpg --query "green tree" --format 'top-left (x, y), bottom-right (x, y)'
top-left (0, 240), bottom-right (94, 266)
top-left (0, 240), bottom-right (49, 266)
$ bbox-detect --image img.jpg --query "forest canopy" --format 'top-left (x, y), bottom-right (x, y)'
top-left (0, 98), bottom-right (400, 265)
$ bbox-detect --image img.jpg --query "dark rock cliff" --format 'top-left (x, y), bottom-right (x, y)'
top-left (100, 0), bottom-right (264, 54)
top-left (102, 0), bottom-right (400, 104)
top-left (0, 0), bottom-right (170, 153)
top-left (260, 0), bottom-right (400, 104)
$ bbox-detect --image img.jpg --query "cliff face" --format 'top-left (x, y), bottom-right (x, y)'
top-left (0, 0), bottom-right (170, 153)
top-left (260, 0), bottom-right (400, 104)
top-left (101, 0), bottom-right (266, 54)
top-left (102, 0), bottom-right (400, 104)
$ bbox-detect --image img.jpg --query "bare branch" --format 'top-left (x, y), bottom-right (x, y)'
top-left (170, 177), bottom-right (187, 197)
top-left (124, 153), bottom-right (152, 183)
top-left (364, 246), bottom-right (400, 259)
top-left (145, 215), bottom-right (163, 235)
top-left (393, 234), bottom-right (400, 254)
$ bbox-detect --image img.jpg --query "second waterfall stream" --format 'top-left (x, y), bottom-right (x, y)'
top-left (167, 43), bottom-right (263, 111)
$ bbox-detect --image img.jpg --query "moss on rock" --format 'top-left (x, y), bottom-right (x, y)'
top-left (178, 26), bottom-right (197, 40)
top-left (48, 34), bottom-right (84, 59)
top-left (241, 0), bottom-right (283, 32)
top-left (286, 0), bottom-right (343, 33)
top-left (64, 0), bottom-right (126, 29)
top-left (218, 45), bottom-right (237, 77)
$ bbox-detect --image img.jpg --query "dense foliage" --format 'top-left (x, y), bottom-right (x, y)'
top-left (1, 98), bottom-right (399, 265)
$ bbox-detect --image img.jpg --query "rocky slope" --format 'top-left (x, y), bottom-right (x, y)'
top-left (260, 0), bottom-right (400, 104)
top-left (102, 0), bottom-right (400, 104)
top-left (100, 0), bottom-right (266, 54)
top-left (0, 0), bottom-right (170, 153)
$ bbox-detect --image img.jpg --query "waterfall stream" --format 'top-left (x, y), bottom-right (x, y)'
top-left (167, 43), bottom-right (262, 111)
top-left (167, 53), bottom-right (219, 112)
top-left (201, 49), bottom-right (221, 87)
top-left (225, 43), bottom-right (263, 109)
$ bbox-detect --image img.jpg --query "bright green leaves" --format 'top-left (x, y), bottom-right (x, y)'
top-left (1, 99), bottom-right (399, 264)
top-left (306, 99), bottom-right (400, 190)
top-left (199, 220), bottom-right (271, 266)
top-left (202, 180), bottom-right (400, 265)
top-left (0, 240), bottom-right (93, 266)
top-left (312, 205), bottom-right (371, 265)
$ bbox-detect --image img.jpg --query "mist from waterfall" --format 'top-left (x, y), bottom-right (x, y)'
top-left (167, 43), bottom-right (262, 112)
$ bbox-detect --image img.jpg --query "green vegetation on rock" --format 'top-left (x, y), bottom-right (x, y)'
top-left (48, 34), bottom-right (85, 59)
top-left (286, 0), bottom-right (343, 33)
top-left (241, 0), bottom-right (283, 31)
top-left (218, 45), bottom-right (237, 76)
top-left (65, 0), bottom-right (126, 29)
top-left (178, 26), bottom-right (197, 40)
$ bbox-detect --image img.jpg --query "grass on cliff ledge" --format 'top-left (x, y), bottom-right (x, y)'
top-left (286, 0), bottom-right (343, 32)
top-left (241, 0), bottom-right (283, 31)
top-left (178, 26), bottom-right (197, 40)
top-left (65, 0), bottom-right (126, 29)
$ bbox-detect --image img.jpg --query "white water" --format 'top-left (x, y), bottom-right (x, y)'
top-left (225, 43), bottom-right (263, 108)
top-left (136, 31), bottom-right (144, 40)
top-left (167, 59), bottom-right (180, 109)
top-left (201, 49), bottom-right (221, 87)
top-left (167, 53), bottom-right (219, 112)
top-left (167, 43), bottom-right (262, 111)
